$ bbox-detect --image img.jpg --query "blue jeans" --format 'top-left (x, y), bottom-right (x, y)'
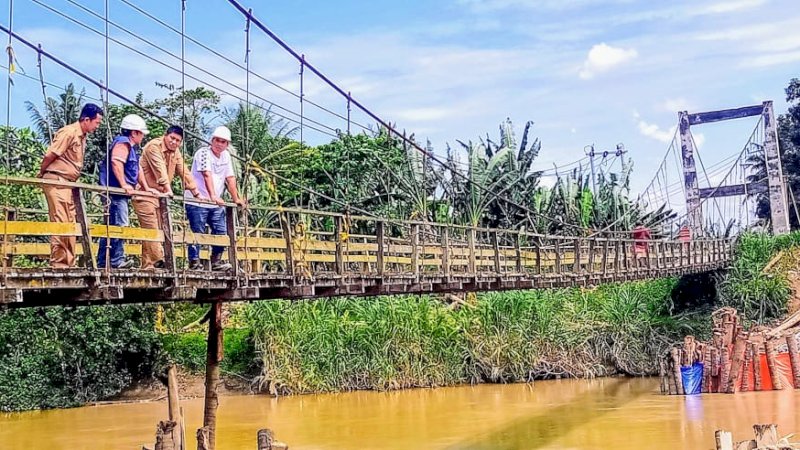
top-left (186, 204), bottom-right (227, 261)
top-left (97, 195), bottom-right (129, 268)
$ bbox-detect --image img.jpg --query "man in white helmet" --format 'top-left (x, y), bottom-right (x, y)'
top-left (185, 125), bottom-right (246, 271)
top-left (97, 113), bottom-right (153, 269)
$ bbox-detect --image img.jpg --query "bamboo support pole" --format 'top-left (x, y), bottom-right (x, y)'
top-left (202, 302), bottom-right (224, 450)
top-left (765, 339), bottom-right (783, 390)
top-left (726, 332), bottom-right (748, 393)
top-left (719, 346), bottom-right (732, 393)
top-left (786, 332), bottom-right (800, 388)
top-left (671, 347), bottom-right (684, 395)
top-left (752, 342), bottom-right (763, 391)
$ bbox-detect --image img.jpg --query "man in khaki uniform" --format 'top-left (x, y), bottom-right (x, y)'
top-left (133, 125), bottom-right (200, 269)
top-left (37, 104), bottom-right (104, 268)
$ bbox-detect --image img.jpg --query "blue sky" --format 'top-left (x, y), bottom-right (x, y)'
top-left (2, 0), bottom-right (799, 195)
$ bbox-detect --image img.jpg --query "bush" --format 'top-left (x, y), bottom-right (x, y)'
top-left (0, 306), bottom-right (160, 412)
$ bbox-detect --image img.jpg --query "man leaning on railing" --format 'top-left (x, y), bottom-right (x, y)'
top-left (133, 125), bottom-right (201, 270)
top-left (97, 114), bottom-right (154, 270)
top-left (37, 103), bottom-right (104, 269)
top-left (184, 126), bottom-right (246, 271)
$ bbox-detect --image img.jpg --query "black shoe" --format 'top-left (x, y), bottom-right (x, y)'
top-left (153, 260), bottom-right (166, 269)
top-left (188, 260), bottom-right (202, 270)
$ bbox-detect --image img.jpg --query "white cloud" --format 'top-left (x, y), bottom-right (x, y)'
top-left (579, 43), bottom-right (637, 80)
top-left (637, 118), bottom-right (676, 143)
top-left (701, 0), bottom-right (766, 14)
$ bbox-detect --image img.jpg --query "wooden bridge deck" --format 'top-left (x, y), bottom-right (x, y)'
top-left (0, 176), bottom-right (733, 307)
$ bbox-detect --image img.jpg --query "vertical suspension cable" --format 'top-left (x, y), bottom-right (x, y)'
top-left (299, 54), bottom-right (304, 148)
top-left (36, 44), bottom-right (52, 142)
top-left (180, 0), bottom-right (188, 279)
top-left (2, 0), bottom-right (14, 278)
top-left (242, 9), bottom-right (252, 276)
top-left (102, 0), bottom-right (111, 276)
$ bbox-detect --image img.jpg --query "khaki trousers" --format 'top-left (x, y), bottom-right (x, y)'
top-left (132, 197), bottom-right (163, 269)
top-left (42, 173), bottom-right (76, 268)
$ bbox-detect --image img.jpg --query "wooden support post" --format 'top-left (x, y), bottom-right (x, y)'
top-left (715, 430), bottom-right (734, 450)
top-left (159, 197), bottom-right (177, 275)
top-left (280, 213), bottom-right (294, 277)
top-left (679, 110), bottom-right (703, 236)
top-left (203, 302), bottom-right (224, 450)
top-left (514, 233), bottom-right (523, 274)
top-left (753, 424), bottom-right (779, 447)
top-left (786, 332), bottom-right (800, 388)
top-left (467, 228), bottom-right (476, 274)
top-left (765, 338), bottom-right (783, 390)
top-left (334, 216), bottom-right (344, 275)
top-left (166, 365), bottom-right (183, 450)
top-left (702, 344), bottom-right (713, 393)
top-left (679, 241), bottom-right (685, 268)
top-left (225, 207), bottom-right (239, 277)
top-left (72, 188), bottom-right (96, 270)
top-left (554, 239), bottom-right (562, 274)
top-left (752, 342), bottom-right (763, 391)
top-left (573, 239), bottom-right (582, 273)
top-left (726, 332), bottom-right (748, 393)
top-left (601, 240), bottom-right (609, 275)
top-left (154, 421), bottom-right (178, 450)
top-left (622, 241), bottom-right (629, 272)
top-left (492, 231), bottom-right (501, 275)
top-left (671, 347), bottom-right (684, 395)
top-left (719, 346), bottom-right (731, 394)
top-left (741, 343), bottom-right (753, 393)
top-left (257, 429), bottom-right (274, 450)
top-left (535, 239), bottom-right (542, 275)
top-left (441, 226), bottom-right (450, 281)
top-left (587, 239), bottom-right (596, 274)
top-left (196, 427), bottom-right (210, 450)
top-left (762, 101), bottom-right (791, 235)
top-left (376, 221), bottom-right (385, 276)
top-left (410, 223), bottom-right (420, 279)
top-left (613, 241), bottom-right (620, 275)
top-left (2, 208), bottom-right (15, 268)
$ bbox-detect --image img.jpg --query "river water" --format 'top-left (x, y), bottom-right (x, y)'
top-left (2, 377), bottom-right (799, 449)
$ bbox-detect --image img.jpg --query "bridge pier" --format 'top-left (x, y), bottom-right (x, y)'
top-left (202, 301), bottom-right (224, 450)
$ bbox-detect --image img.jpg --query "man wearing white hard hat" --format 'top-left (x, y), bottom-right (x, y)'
top-left (185, 125), bottom-right (246, 271)
top-left (97, 114), bottom-right (152, 269)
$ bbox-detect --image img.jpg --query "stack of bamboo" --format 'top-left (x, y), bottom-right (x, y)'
top-left (661, 307), bottom-right (800, 395)
top-left (715, 424), bottom-right (800, 449)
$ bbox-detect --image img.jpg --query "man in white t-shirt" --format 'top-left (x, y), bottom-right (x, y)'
top-left (184, 126), bottom-right (246, 271)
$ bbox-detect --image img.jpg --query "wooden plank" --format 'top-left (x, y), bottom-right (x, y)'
top-left (514, 233), bottom-right (522, 273)
top-left (601, 240), bottom-right (609, 274)
top-left (715, 430), bottom-right (734, 450)
top-left (573, 239), bottom-right (581, 273)
top-left (88, 224), bottom-right (164, 242)
top-left (175, 231), bottom-right (230, 247)
top-left (0, 220), bottom-right (81, 236)
top-left (554, 239), bottom-right (562, 274)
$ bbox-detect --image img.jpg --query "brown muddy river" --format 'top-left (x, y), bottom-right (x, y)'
top-left (2, 378), bottom-right (799, 449)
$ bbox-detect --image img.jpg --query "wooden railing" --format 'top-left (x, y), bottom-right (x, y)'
top-left (0, 176), bottom-right (734, 306)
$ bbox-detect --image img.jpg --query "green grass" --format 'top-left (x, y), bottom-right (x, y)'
top-left (239, 278), bottom-right (689, 395)
top-left (718, 231), bottom-right (800, 323)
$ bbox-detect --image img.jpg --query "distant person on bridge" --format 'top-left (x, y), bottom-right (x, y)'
top-left (632, 223), bottom-right (652, 267)
top-left (185, 126), bottom-right (246, 271)
top-left (133, 125), bottom-right (201, 270)
top-left (97, 114), bottom-right (152, 269)
top-left (37, 103), bottom-right (104, 268)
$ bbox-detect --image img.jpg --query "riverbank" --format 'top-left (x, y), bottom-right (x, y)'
top-left (2, 232), bottom-right (798, 413)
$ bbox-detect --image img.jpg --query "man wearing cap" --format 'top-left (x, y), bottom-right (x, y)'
top-left (133, 125), bottom-right (201, 269)
top-left (97, 114), bottom-right (152, 269)
top-left (38, 103), bottom-right (104, 268)
top-left (185, 126), bottom-right (246, 271)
